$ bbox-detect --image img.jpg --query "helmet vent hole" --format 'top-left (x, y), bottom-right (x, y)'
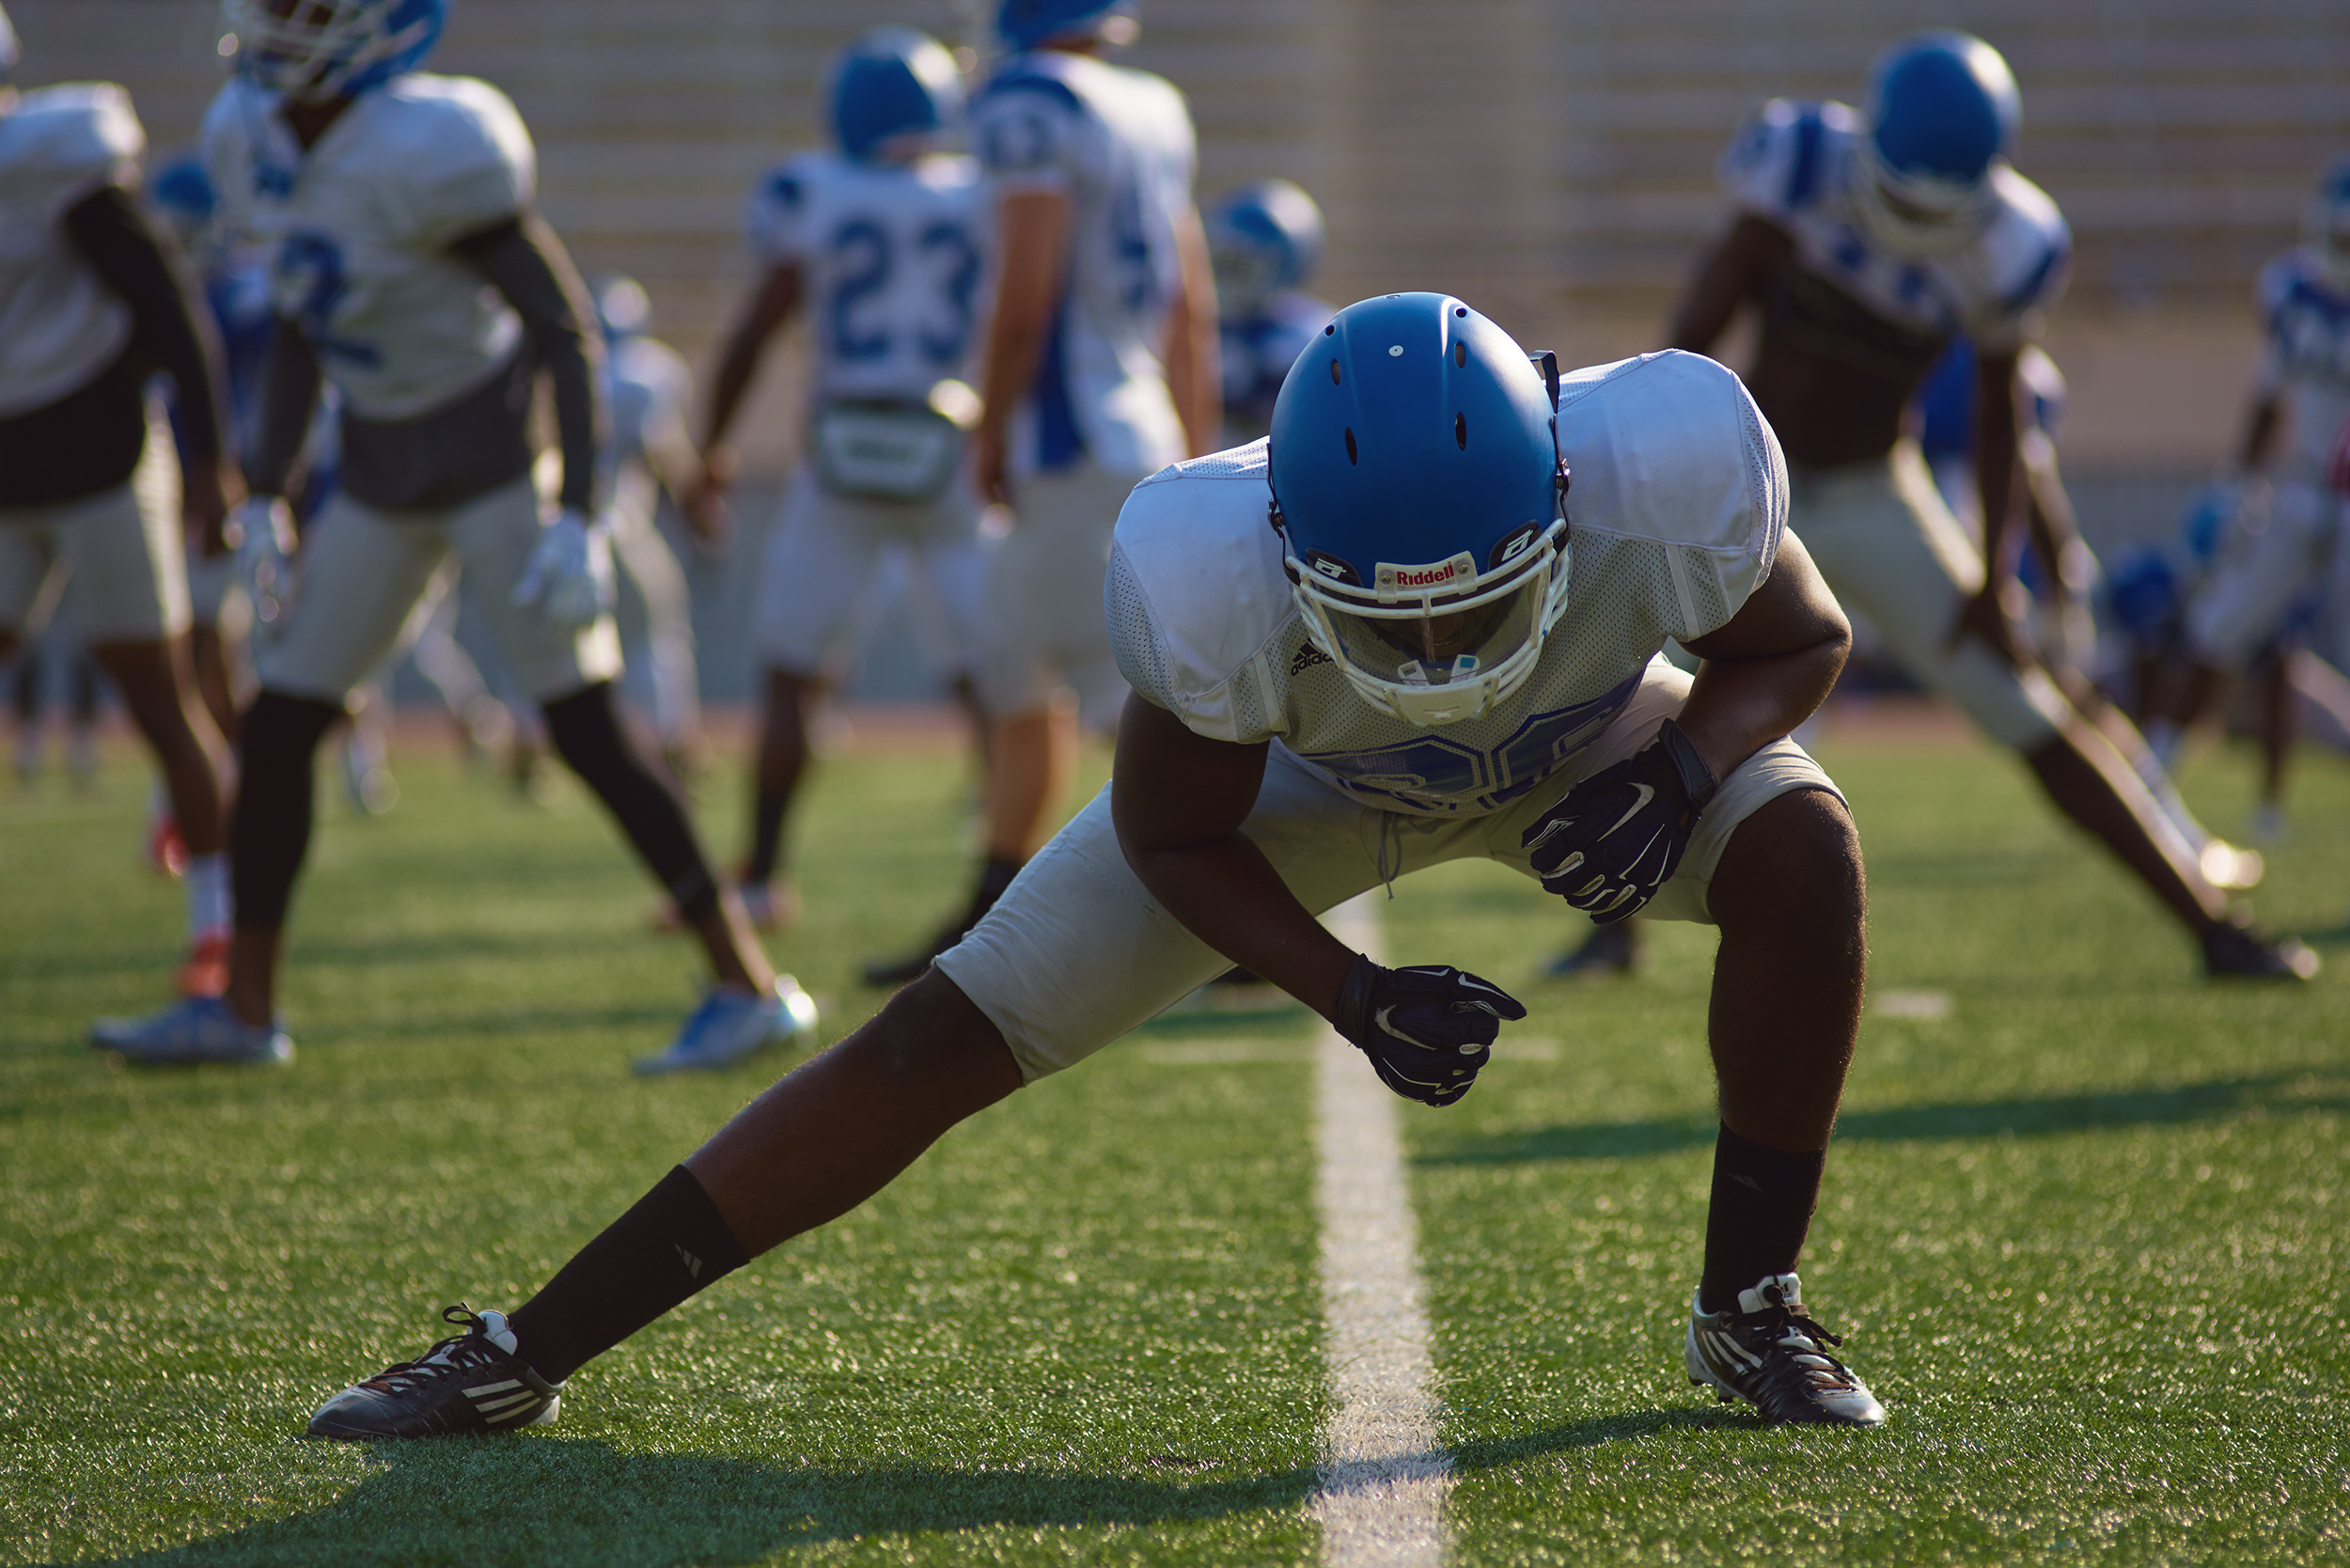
top-left (1344, 427), bottom-right (1357, 464)
top-left (1453, 341), bottom-right (1466, 368)
top-left (1330, 357), bottom-right (1341, 385)
top-left (1454, 306), bottom-right (1467, 317)
top-left (1455, 413), bottom-right (1468, 449)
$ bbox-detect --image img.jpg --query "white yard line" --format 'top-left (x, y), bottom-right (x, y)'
top-left (1309, 895), bottom-right (1451, 1568)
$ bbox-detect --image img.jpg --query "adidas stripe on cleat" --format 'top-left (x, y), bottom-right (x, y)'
top-left (1684, 1272), bottom-right (1885, 1427)
top-left (307, 1306), bottom-right (564, 1440)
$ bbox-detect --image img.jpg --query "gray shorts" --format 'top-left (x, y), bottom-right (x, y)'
top-left (254, 475), bottom-right (622, 706)
top-left (0, 431), bottom-right (188, 646)
top-left (973, 462), bottom-right (1142, 729)
top-left (937, 658), bottom-right (1841, 1081)
top-left (753, 467), bottom-right (986, 679)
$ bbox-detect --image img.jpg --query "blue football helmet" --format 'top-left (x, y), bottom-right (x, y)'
top-left (1851, 30), bottom-right (2019, 258)
top-left (2305, 155), bottom-right (2350, 291)
top-left (221, 0), bottom-right (445, 103)
top-left (1207, 180), bottom-right (1325, 317)
top-left (148, 157), bottom-right (221, 262)
top-left (995, 0), bottom-right (1138, 55)
top-left (831, 27), bottom-right (964, 163)
top-left (1267, 293), bottom-right (1570, 728)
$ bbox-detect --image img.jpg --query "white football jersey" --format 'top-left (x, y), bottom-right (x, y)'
top-left (971, 50), bottom-right (1197, 479)
top-left (2254, 247), bottom-right (2350, 492)
top-left (1721, 99), bottom-right (2071, 355)
top-left (744, 149), bottom-right (990, 403)
top-left (0, 83), bottom-right (144, 418)
top-left (1108, 351), bottom-right (1787, 817)
top-left (200, 73), bottom-right (533, 422)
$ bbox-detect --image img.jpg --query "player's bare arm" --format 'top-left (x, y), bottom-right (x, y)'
top-left (689, 259), bottom-right (801, 536)
top-left (1668, 212), bottom-right (1784, 357)
top-left (973, 188), bottom-right (1073, 506)
top-left (1161, 203), bottom-right (1222, 457)
top-left (1110, 694), bottom-right (1355, 1015)
top-left (449, 212), bottom-right (605, 518)
top-left (1946, 346), bottom-right (2027, 661)
top-left (1675, 531), bottom-right (1851, 782)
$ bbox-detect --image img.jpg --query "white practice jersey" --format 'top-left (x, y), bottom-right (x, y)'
top-left (0, 84), bottom-right (143, 418)
top-left (1108, 351), bottom-right (1787, 817)
top-left (746, 150), bottom-right (989, 403)
top-left (972, 50), bottom-right (1197, 478)
top-left (201, 73), bottom-right (533, 422)
top-left (1722, 99), bottom-right (2071, 355)
top-left (2253, 247), bottom-right (2350, 493)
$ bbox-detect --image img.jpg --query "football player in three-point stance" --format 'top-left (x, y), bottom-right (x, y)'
top-left (688, 26), bottom-right (994, 938)
top-left (863, 0), bottom-right (1221, 985)
top-left (2148, 155), bottom-right (2350, 840)
top-left (90, 0), bottom-right (815, 1072)
top-left (1670, 28), bottom-right (2312, 979)
top-left (0, 4), bottom-right (242, 998)
top-left (307, 294), bottom-right (1887, 1438)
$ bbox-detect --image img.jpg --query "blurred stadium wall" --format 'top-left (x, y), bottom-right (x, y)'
top-left (14, 1), bottom-right (2347, 503)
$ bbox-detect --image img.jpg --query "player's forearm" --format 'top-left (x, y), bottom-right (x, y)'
top-left (1164, 208), bottom-right (1221, 456)
top-left (246, 321), bottom-right (322, 499)
top-left (1121, 834), bottom-right (1357, 1018)
top-left (1972, 361), bottom-right (2025, 582)
top-left (1668, 220), bottom-right (1769, 354)
top-left (454, 215), bottom-right (607, 514)
top-left (978, 192), bottom-right (1073, 444)
top-left (1677, 636), bottom-right (1847, 782)
top-left (2237, 395), bottom-right (2282, 472)
top-left (64, 185), bottom-right (231, 472)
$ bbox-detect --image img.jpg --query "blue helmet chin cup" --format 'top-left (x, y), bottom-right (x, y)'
top-left (1267, 293), bottom-right (1570, 727)
top-left (1866, 29), bottom-right (2019, 186)
top-left (830, 27), bottom-right (964, 162)
top-left (995, 0), bottom-right (1136, 54)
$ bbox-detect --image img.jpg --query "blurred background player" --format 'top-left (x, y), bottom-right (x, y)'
top-left (1668, 28), bottom-right (2311, 980)
top-left (687, 27), bottom-right (990, 937)
top-left (0, 4), bottom-right (241, 996)
top-left (2147, 154), bottom-right (2350, 843)
top-left (1208, 178), bottom-right (1328, 441)
top-left (864, 0), bottom-right (1220, 985)
top-left (90, 0), bottom-right (812, 1072)
top-left (589, 273), bottom-right (705, 781)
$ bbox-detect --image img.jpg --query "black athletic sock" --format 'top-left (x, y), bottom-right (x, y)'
top-left (1698, 1123), bottom-right (1826, 1314)
top-left (505, 1165), bottom-right (750, 1385)
top-left (230, 690), bottom-right (344, 930)
top-left (744, 786), bottom-right (791, 886)
top-left (543, 682), bottom-right (720, 922)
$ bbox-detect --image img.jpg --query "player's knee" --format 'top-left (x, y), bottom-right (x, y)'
top-left (858, 968), bottom-right (1025, 1101)
top-left (1713, 788), bottom-right (1865, 935)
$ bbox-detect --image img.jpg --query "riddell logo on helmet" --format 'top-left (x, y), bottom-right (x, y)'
top-left (1375, 552), bottom-right (1479, 592)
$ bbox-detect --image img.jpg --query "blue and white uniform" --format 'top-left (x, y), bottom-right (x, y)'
top-left (601, 331), bottom-right (700, 745)
top-left (966, 46), bottom-right (1199, 724)
top-left (1220, 290), bottom-right (1330, 442)
top-left (2186, 248), bottom-right (2350, 671)
top-left (1723, 99), bottom-right (2076, 749)
top-left (200, 71), bottom-right (619, 703)
top-left (0, 83), bottom-right (188, 644)
top-left (937, 352), bottom-right (1840, 1077)
top-left (744, 149), bottom-right (991, 682)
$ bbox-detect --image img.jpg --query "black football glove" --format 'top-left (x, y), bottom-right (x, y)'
top-left (1331, 952), bottom-right (1528, 1107)
top-left (1520, 718), bottom-right (1719, 924)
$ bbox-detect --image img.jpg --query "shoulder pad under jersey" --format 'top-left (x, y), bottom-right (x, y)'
top-left (744, 149), bottom-right (827, 264)
top-left (2, 84), bottom-right (144, 218)
top-left (1718, 99), bottom-right (1860, 222)
top-left (368, 74), bottom-right (536, 247)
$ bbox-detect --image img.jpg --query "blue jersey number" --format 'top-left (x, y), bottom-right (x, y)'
top-left (828, 219), bottom-right (892, 364)
top-left (274, 232), bottom-right (380, 368)
top-left (828, 216), bottom-right (984, 370)
top-left (916, 221), bottom-right (980, 368)
top-left (1110, 182), bottom-right (1157, 313)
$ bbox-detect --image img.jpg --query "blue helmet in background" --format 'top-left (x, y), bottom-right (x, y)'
top-left (220, 0), bottom-right (446, 103)
top-left (1268, 293), bottom-right (1571, 728)
top-left (1852, 30), bottom-right (2019, 258)
top-left (2104, 546), bottom-right (2181, 642)
top-left (830, 27), bottom-right (964, 163)
top-left (2305, 153), bottom-right (2350, 290)
top-left (148, 157), bottom-right (219, 253)
top-left (995, 0), bottom-right (1138, 55)
top-left (1207, 180), bottom-right (1325, 317)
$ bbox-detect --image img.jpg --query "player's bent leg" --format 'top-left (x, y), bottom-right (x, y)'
top-left (306, 970), bottom-right (1023, 1438)
top-left (89, 636), bottom-right (229, 856)
top-left (1689, 787), bottom-right (1882, 1425)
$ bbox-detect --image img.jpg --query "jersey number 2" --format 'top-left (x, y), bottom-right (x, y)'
top-left (275, 233), bottom-right (381, 369)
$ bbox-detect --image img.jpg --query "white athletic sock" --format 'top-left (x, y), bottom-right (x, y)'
top-left (185, 854), bottom-right (230, 943)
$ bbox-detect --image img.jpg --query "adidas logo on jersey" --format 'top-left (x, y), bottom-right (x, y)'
top-left (1291, 642), bottom-right (1332, 675)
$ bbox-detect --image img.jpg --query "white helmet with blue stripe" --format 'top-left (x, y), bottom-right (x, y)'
top-left (1851, 30), bottom-right (2019, 259)
top-left (220, 0), bottom-right (446, 104)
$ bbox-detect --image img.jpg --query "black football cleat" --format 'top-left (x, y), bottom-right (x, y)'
top-left (306, 1306), bottom-right (562, 1440)
top-left (1684, 1272), bottom-right (1885, 1427)
top-left (2201, 917), bottom-right (2319, 980)
top-left (1544, 920), bottom-right (1638, 979)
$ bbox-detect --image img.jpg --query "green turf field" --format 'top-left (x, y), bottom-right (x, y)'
top-left (2, 722), bottom-right (2344, 1565)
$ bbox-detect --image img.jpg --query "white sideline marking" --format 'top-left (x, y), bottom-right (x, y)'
top-left (1310, 895), bottom-right (1450, 1568)
top-left (1873, 988), bottom-right (1952, 1021)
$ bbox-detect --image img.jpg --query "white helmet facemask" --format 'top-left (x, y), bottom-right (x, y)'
top-left (221, 0), bottom-right (433, 102)
top-left (1846, 136), bottom-right (1998, 260)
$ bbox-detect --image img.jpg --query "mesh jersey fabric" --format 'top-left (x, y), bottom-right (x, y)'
top-left (1107, 349), bottom-right (1788, 817)
top-left (1719, 97), bottom-right (2070, 355)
